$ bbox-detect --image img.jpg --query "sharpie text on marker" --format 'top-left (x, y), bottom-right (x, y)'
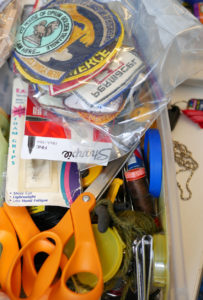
top-left (62, 148), bottom-right (112, 161)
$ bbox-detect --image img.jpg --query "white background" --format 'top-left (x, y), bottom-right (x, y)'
top-left (171, 83), bottom-right (203, 300)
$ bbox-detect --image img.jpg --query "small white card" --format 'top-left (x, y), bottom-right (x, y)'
top-left (71, 50), bottom-right (144, 106)
top-left (21, 136), bottom-right (112, 166)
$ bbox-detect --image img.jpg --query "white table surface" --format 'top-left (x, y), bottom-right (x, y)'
top-left (171, 84), bottom-right (203, 300)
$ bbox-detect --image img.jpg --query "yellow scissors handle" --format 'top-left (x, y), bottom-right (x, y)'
top-left (82, 166), bottom-right (103, 188)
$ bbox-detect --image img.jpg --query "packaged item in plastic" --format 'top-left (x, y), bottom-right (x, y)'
top-left (6, 78), bottom-right (82, 207)
top-left (21, 87), bottom-right (113, 165)
top-left (14, 0), bottom-right (203, 161)
top-left (0, 0), bottom-right (22, 68)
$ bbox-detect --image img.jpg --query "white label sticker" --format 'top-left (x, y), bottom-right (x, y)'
top-left (21, 136), bottom-right (112, 166)
top-left (72, 50), bottom-right (144, 106)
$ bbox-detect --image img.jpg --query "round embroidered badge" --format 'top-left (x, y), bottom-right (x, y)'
top-left (14, 0), bottom-right (123, 84)
top-left (15, 8), bottom-right (73, 57)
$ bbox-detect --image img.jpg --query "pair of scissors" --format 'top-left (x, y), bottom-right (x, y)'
top-left (0, 203), bottom-right (59, 299)
top-left (2, 151), bottom-right (134, 300)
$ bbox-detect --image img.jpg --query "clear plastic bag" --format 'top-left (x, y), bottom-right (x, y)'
top-left (15, 0), bottom-right (203, 164)
top-left (0, 0), bottom-right (22, 68)
top-left (0, 63), bottom-right (14, 114)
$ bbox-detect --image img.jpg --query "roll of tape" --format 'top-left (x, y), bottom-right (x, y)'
top-left (152, 233), bottom-right (168, 288)
top-left (144, 129), bottom-right (162, 198)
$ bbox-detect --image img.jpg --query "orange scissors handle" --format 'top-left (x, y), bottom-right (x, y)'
top-left (3, 204), bottom-right (46, 294)
top-left (6, 231), bottom-right (63, 300)
top-left (3, 204), bottom-right (66, 296)
top-left (50, 192), bottom-right (103, 300)
top-left (50, 208), bottom-right (73, 245)
top-left (3, 192), bottom-right (103, 300)
top-left (3, 204), bottom-right (39, 244)
top-left (0, 208), bottom-right (21, 296)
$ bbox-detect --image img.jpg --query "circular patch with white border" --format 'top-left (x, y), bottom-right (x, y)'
top-left (14, 0), bottom-right (123, 84)
top-left (15, 8), bottom-right (73, 57)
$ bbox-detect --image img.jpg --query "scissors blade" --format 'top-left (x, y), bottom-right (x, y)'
top-left (85, 147), bottom-right (137, 200)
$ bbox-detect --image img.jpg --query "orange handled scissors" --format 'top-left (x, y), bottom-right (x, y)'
top-left (2, 203), bottom-right (63, 299)
top-left (3, 151), bottom-right (133, 300)
top-left (0, 208), bottom-right (21, 295)
top-left (4, 193), bottom-right (102, 300)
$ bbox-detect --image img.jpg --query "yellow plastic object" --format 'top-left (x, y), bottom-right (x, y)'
top-left (107, 178), bottom-right (123, 203)
top-left (64, 224), bottom-right (125, 286)
top-left (129, 104), bottom-right (154, 123)
top-left (82, 166), bottom-right (103, 188)
top-left (28, 206), bottom-right (45, 215)
top-left (152, 233), bottom-right (168, 288)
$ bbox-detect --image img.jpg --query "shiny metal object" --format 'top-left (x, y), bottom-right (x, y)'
top-left (133, 235), bottom-right (153, 300)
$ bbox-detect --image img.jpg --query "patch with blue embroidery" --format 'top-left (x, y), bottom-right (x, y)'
top-left (14, 0), bottom-right (123, 84)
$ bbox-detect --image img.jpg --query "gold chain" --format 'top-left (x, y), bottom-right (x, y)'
top-left (173, 140), bottom-right (198, 201)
